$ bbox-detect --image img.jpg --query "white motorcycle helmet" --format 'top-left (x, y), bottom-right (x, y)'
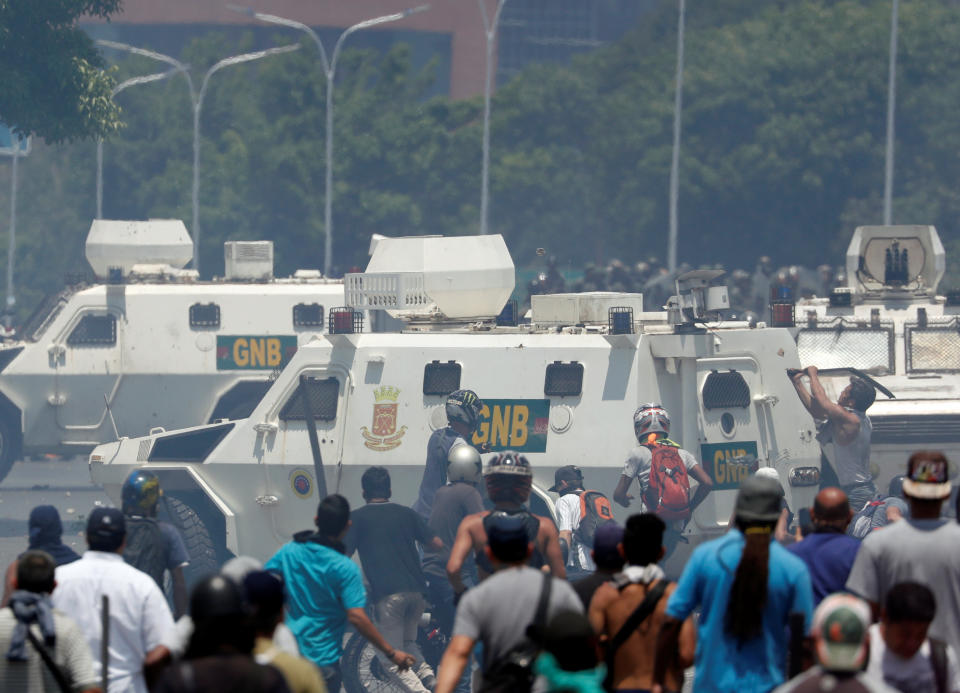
top-left (447, 444), bottom-right (482, 484)
top-left (633, 403), bottom-right (670, 441)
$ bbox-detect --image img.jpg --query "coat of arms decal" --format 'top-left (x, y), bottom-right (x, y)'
top-left (361, 386), bottom-right (407, 451)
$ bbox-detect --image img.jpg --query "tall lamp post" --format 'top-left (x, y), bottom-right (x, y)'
top-left (667, 0), bottom-right (686, 274)
top-left (227, 4), bottom-right (429, 277)
top-left (883, 0), bottom-right (899, 226)
top-left (477, 0), bottom-right (509, 236)
top-left (97, 40), bottom-right (298, 275)
top-left (96, 69), bottom-right (181, 219)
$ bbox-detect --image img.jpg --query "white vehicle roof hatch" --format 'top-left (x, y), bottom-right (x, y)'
top-left (85, 219), bottom-right (194, 279)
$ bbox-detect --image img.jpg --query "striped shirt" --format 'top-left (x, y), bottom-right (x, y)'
top-left (0, 607), bottom-right (98, 693)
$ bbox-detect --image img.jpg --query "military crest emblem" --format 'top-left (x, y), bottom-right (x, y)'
top-left (361, 386), bottom-right (407, 451)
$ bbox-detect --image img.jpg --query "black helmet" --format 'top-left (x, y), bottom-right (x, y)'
top-left (888, 475), bottom-right (906, 499)
top-left (190, 575), bottom-right (247, 624)
top-left (445, 389), bottom-right (484, 431)
top-left (121, 469), bottom-right (161, 513)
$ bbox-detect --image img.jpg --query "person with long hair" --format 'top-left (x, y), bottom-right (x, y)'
top-left (652, 475), bottom-right (814, 693)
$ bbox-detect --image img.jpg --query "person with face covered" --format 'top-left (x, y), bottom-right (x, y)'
top-left (2, 505), bottom-right (80, 607)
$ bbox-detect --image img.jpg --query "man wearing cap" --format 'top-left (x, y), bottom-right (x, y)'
top-left (571, 523), bottom-right (625, 609)
top-left (847, 451), bottom-right (960, 656)
top-left (435, 513), bottom-right (583, 693)
top-left (774, 593), bottom-right (897, 692)
top-left (551, 465), bottom-right (598, 580)
top-left (51, 507), bottom-right (175, 693)
top-left (653, 475), bottom-right (813, 693)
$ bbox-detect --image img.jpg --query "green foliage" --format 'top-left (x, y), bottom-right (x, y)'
top-left (0, 0), bottom-right (123, 143)
top-left (4, 0), bottom-right (960, 323)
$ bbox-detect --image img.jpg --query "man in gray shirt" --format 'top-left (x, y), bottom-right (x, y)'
top-left (847, 451), bottom-right (960, 656)
top-left (791, 367), bottom-right (877, 512)
top-left (434, 514), bottom-right (583, 693)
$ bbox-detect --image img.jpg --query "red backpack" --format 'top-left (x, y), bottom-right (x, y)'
top-left (646, 443), bottom-right (691, 521)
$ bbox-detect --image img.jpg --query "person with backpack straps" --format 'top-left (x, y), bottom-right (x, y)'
top-left (612, 404), bottom-right (713, 556)
top-left (549, 466), bottom-right (616, 581)
top-left (120, 470), bottom-right (190, 618)
top-left (588, 514), bottom-right (695, 693)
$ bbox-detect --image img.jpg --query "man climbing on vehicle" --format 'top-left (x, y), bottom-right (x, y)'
top-left (413, 389), bottom-right (485, 518)
top-left (790, 366), bottom-right (877, 512)
top-left (612, 404), bottom-right (713, 557)
top-left (121, 469), bottom-right (190, 618)
top-left (446, 451), bottom-right (566, 598)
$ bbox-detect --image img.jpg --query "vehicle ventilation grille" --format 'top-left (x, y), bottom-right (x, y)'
top-left (544, 361), bottom-right (583, 397)
top-left (280, 377), bottom-right (339, 421)
top-left (423, 361), bottom-right (461, 396)
top-left (702, 370), bottom-right (751, 409)
top-left (871, 415), bottom-right (960, 444)
top-left (147, 423), bottom-right (234, 463)
top-left (67, 314), bottom-right (116, 345)
top-left (137, 439), bottom-right (153, 462)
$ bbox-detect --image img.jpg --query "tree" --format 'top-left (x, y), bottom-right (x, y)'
top-left (0, 0), bottom-right (123, 143)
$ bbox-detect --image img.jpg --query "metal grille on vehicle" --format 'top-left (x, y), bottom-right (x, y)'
top-left (702, 370), bottom-right (751, 409)
top-left (293, 303), bottom-right (324, 328)
top-left (871, 414), bottom-right (960, 445)
top-left (423, 361), bottom-right (462, 396)
top-left (189, 303), bottom-right (221, 328)
top-left (797, 323), bottom-right (893, 374)
top-left (544, 361), bottom-right (583, 397)
top-left (906, 326), bottom-right (960, 373)
top-left (147, 423), bottom-right (235, 462)
top-left (280, 377), bottom-right (340, 421)
top-left (67, 314), bottom-right (117, 345)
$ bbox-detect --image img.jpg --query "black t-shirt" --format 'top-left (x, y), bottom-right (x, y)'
top-left (346, 502), bottom-right (437, 601)
top-left (423, 482), bottom-right (484, 578)
top-left (155, 655), bottom-right (290, 693)
top-left (572, 570), bottom-right (617, 609)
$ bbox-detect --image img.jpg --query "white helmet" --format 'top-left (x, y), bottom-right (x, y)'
top-left (633, 403), bottom-right (670, 440)
top-left (447, 444), bottom-right (482, 484)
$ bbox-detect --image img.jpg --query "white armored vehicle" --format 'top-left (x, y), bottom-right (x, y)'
top-left (793, 225), bottom-right (960, 493)
top-left (0, 219), bottom-right (367, 481)
top-left (90, 234), bottom-right (822, 573)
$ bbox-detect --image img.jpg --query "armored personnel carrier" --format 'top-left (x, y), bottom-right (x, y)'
top-left (89, 233), bottom-right (822, 580)
top-left (0, 219), bottom-right (365, 481)
top-left (793, 225), bottom-right (960, 494)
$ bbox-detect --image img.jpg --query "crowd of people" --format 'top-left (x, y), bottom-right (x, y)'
top-left (526, 255), bottom-right (846, 316)
top-left (0, 382), bottom-right (958, 693)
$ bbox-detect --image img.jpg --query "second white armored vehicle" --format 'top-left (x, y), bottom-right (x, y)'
top-left (90, 233), bottom-right (823, 576)
top-left (0, 219), bottom-right (367, 481)
top-left (794, 225), bottom-right (960, 494)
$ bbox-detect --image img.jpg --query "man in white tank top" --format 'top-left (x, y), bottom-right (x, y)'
top-left (790, 366), bottom-right (878, 512)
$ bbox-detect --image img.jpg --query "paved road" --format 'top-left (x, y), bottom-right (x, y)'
top-left (0, 458), bottom-right (110, 572)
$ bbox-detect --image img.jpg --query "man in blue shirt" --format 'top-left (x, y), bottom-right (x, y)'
top-left (265, 494), bottom-right (415, 692)
top-left (788, 487), bottom-right (860, 606)
top-left (652, 475), bottom-right (814, 693)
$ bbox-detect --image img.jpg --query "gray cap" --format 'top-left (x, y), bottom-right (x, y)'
top-left (734, 475), bottom-right (783, 523)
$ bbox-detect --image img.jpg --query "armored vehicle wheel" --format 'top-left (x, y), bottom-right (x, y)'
top-left (342, 632), bottom-right (417, 693)
top-left (162, 496), bottom-right (219, 586)
top-left (0, 417), bottom-right (18, 484)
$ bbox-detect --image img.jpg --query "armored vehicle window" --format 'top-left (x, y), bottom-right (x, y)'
top-left (544, 361), bottom-right (583, 397)
top-left (797, 325), bottom-right (893, 375)
top-left (67, 314), bottom-right (116, 346)
top-left (280, 376), bottom-right (339, 421)
top-left (702, 370), bottom-right (750, 409)
top-left (293, 303), bottom-right (324, 328)
top-left (190, 303), bottom-right (221, 328)
top-left (906, 326), bottom-right (960, 373)
top-left (148, 422), bottom-right (235, 462)
top-left (423, 361), bottom-right (462, 396)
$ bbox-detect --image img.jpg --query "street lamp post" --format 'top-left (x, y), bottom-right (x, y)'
top-left (667, 0), bottom-right (686, 274)
top-left (477, 0), bottom-right (509, 236)
top-left (97, 40), bottom-right (298, 275)
top-left (228, 4), bottom-right (429, 277)
top-left (191, 44), bottom-right (300, 273)
top-left (883, 0), bottom-right (899, 226)
top-left (96, 69), bottom-right (181, 219)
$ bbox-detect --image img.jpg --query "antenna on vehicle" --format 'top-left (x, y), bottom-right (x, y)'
top-left (103, 393), bottom-right (120, 440)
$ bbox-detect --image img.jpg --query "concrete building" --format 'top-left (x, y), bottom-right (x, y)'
top-left (87, 0), bottom-right (652, 99)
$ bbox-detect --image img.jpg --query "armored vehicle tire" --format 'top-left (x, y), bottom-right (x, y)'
top-left (162, 496), bottom-right (219, 586)
top-left (342, 632), bottom-right (416, 693)
top-left (0, 417), bottom-right (18, 484)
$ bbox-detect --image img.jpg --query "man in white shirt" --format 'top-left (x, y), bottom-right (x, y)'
top-left (52, 507), bottom-right (175, 693)
top-left (550, 466), bottom-right (596, 580)
top-left (867, 581), bottom-right (960, 693)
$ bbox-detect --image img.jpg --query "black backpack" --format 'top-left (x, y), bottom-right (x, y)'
top-left (573, 490), bottom-right (617, 549)
top-left (123, 516), bottom-right (168, 588)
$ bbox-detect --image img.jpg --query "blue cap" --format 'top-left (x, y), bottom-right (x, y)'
top-left (486, 511), bottom-right (529, 548)
top-left (592, 523), bottom-right (624, 562)
top-left (86, 507), bottom-right (125, 540)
